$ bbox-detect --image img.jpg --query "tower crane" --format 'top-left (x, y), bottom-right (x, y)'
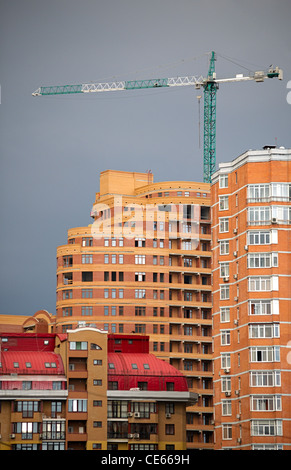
top-left (32, 51), bottom-right (283, 183)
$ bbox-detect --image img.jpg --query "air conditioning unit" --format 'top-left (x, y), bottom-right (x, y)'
top-left (234, 296), bottom-right (238, 301)
top-left (233, 251), bottom-right (238, 257)
top-left (233, 274), bottom-right (238, 279)
top-left (223, 276), bottom-right (229, 282)
top-left (128, 412), bottom-right (133, 417)
top-left (234, 319), bottom-right (239, 325)
top-left (225, 391), bottom-right (231, 397)
top-left (166, 413), bottom-right (172, 419)
top-left (134, 412), bottom-right (140, 418)
top-left (236, 414), bottom-right (241, 420)
top-left (224, 368), bottom-right (230, 374)
top-left (237, 438), bottom-right (242, 444)
top-left (128, 433), bottom-right (133, 439)
top-left (272, 217), bottom-right (278, 224)
top-left (10, 434), bottom-right (15, 439)
top-left (133, 433), bottom-right (140, 439)
top-left (233, 228), bottom-right (238, 234)
top-left (244, 245), bottom-right (248, 251)
top-left (235, 390), bottom-right (240, 396)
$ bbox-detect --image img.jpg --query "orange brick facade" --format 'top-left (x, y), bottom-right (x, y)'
top-left (211, 147), bottom-right (291, 449)
top-left (55, 170), bottom-right (214, 449)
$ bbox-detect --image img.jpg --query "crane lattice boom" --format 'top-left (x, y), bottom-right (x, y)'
top-left (32, 52), bottom-right (283, 183)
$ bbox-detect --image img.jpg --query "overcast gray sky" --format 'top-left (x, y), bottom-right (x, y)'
top-left (1, 0), bottom-right (291, 316)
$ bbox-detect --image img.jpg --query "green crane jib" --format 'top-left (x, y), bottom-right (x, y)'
top-left (32, 52), bottom-right (283, 183)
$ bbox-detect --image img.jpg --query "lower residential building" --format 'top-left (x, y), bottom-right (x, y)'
top-left (0, 332), bottom-right (67, 450)
top-left (0, 329), bottom-right (197, 450)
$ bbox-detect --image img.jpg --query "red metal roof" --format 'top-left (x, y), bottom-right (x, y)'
top-left (0, 350), bottom-right (65, 375)
top-left (108, 353), bottom-right (188, 391)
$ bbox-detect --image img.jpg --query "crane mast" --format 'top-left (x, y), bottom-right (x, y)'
top-left (32, 52), bottom-right (283, 183)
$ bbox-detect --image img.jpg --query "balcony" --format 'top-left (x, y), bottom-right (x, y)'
top-left (67, 432), bottom-right (87, 441)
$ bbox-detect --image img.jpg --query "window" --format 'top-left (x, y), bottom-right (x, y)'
top-left (220, 240), bottom-right (229, 255)
top-left (250, 370), bottom-right (281, 387)
top-left (135, 289), bottom-right (146, 299)
top-left (70, 341), bottom-right (88, 350)
top-left (271, 183), bottom-right (291, 200)
top-left (222, 424), bottom-right (232, 440)
top-left (82, 306), bottom-right (92, 316)
top-left (104, 254), bottom-right (109, 264)
top-left (250, 346), bottom-right (280, 362)
top-left (82, 288), bottom-right (92, 298)
top-left (135, 255), bottom-right (145, 264)
top-left (135, 272), bottom-right (145, 282)
top-left (82, 254), bottom-right (92, 264)
top-left (135, 324), bottom-right (146, 333)
top-left (82, 237), bottom-right (93, 246)
top-left (271, 205), bottom-right (291, 223)
top-left (220, 262), bottom-right (229, 278)
top-left (62, 307), bottom-right (72, 317)
top-left (183, 241), bottom-right (192, 250)
top-left (82, 272), bottom-right (93, 282)
top-left (220, 307), bottom-right (230, 323)
top-left (220, 285), bottom-right (229, 300)
top-left (221, 376), bottom-right (231, 392)
top-left (93, 400), bottom-right (102, 407)
top-left (251, 395), bottom-right (281, 411)
top-left (63, 255), bottom-right (73, 267)
top-left (219, 218), bottom-right (229, 233)
top-left (251, 420), bottom-right (282, 436)
top-left (63, 272), bottom-right (73, 284)
top-left (249, 323), bottom-right (280, 338)
top-left (135, 306), bottom-right (146, 316)
top-left (63, 289), bottom-right (72, 300)
top-left (221, 353), bottom-right (231, 369)
top-left (219, 196), bottom-right (229, 210)
top-left (222, 400), bottom-right (232, 416)
top-left (248, 184), bottom-right (270, 201)
top-left (137, 381), bottom-right (148, 390)
top-left (93, 379), bottom-right (102, 386)
top-left (248, 276), bottom-right (278, 291)
top-left (165, 424), bottom-right (175, 435)
top-left (248, 230), bottom-right (272, 245)
top-left (221, 330), bottom-right (230, 345)
top-left (249, 299), bottom-right (279, 315)
top-left (248, 206), bottom-right (270, 225)
top-left (135, 238), bottom-right (145, 247)
top-left (247, 252), bottom-right (278, 268)
top-left (68, 399), bottom-right (87, 412)
top-left (219, 174), bottom-right (228, 188)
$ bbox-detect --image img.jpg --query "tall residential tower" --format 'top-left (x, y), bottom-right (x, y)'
top-left (56, 170), bottom-right (214, 449)
top-left (211, 147), bottom-right (291, 449)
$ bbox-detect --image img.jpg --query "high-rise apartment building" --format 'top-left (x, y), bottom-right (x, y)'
top-left (56, 170), bottom-right (214, 449)
top-left (211, 146), bottom-right (291, 449)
